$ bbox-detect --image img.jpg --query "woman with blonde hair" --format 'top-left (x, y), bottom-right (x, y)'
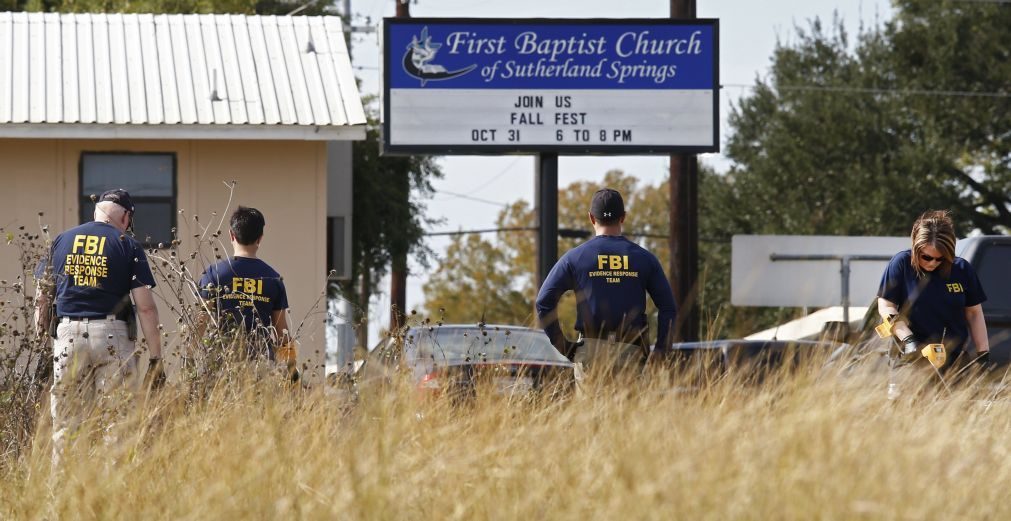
top-left (877, 210), bottom-right (990, 369)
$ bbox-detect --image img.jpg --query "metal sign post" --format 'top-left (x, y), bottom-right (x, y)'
top-left (536, 153), bottom-right (559, 285)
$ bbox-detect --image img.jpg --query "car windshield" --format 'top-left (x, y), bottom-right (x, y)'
top-left (407, 326), bottom-right (569, 364)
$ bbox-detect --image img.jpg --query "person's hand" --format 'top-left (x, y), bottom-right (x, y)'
top-left (561, 338), bottom-right (583, 362)
top-left (899, 335), bottom-right (920, 361)
top-left (144, 356), bottom-right (167, 390)
top-left (975, 351), bottom-right (992, 370)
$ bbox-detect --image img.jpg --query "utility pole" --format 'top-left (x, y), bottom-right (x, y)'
top-left (390, 0), bottom-right (410, 332)
top-left (536, 153), bottom-right (559, 287)
top-left (669, 0), bottom-right (699, 342)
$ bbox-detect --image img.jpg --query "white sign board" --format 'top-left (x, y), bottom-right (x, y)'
top-left (731, 235), bottom-right (908, 307)
top-left (382, 18), bottom-right (719, 154)
top-left (388, 89), bottom-right (714, 148)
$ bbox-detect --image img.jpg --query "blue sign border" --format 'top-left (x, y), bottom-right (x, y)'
top-left (382, 18), bottom-right (720, 155)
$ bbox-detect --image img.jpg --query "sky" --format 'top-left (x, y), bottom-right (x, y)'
top-left (345, 0), bottom-right (895, 345)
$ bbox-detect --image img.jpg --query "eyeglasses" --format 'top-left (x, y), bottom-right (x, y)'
top-left (919, 253), bottom-right (943, 263)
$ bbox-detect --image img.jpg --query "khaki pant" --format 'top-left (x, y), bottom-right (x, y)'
top-left (573, 338), bottom-right (648, 380)
top-left (50, 317), bottom-right (138, 465)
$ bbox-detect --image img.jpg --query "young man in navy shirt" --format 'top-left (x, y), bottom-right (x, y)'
top-left (536, 188), bottom-right (677, 375)
top-left (33, 189), bottom-right (163, 464)
top-left (196, 206), bottom-right (294, 375)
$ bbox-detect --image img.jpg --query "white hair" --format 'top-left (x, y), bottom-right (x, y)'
top-left (95, 201), bottom-right (127, 222)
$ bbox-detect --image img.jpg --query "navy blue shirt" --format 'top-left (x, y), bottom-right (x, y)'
top-left (877, 250), bottom-right (986, 349)
top-left (536, 235), bottom-right (677, 352)
top-left (198, 257), bottom-right (288, 333)
top-left (35, 221), bottom-right (156, 318)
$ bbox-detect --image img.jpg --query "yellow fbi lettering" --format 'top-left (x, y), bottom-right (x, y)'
top-left (232, 277), bottom-right (264, 295)
top-left (227, 278), bottom-right (267, 308)
top-left (946, 283), bottom-right (964, 293)
top-left (67, 234), bottom-right (108, 286)
top-left (591, 255), bottom-right (639, 283)
top-left (72, 234), bottom-right (106, 255)
top-left (597, 255), bottom-right (629, 270)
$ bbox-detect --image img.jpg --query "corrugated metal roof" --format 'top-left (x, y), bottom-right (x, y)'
top-left (0, 12), bottom-right (366, 140)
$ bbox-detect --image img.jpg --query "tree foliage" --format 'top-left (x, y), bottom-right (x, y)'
top-left (420, 233), bottom-right (532, 326)
top-left (723, 2), bottom-right (1010, 238)
top-left (346, 104), bottom-right (442, 348)
top-left (885, 0), bottom-right (1011, 232)
top-left (351, 106), bottom-right (442, 294)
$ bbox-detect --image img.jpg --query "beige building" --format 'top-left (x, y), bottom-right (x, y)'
top-left (0, 13), bottom-right (366, 381)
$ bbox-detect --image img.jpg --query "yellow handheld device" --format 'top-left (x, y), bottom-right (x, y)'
top-left (921, 343), bottom-right (946, 368)
top-left (875, 316), bottom-right (894, 339)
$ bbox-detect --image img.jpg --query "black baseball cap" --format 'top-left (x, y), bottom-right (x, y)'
top-left (99, 189), bottom-right (135, 213)
top-left (590, 188), bottom-right (625, 221)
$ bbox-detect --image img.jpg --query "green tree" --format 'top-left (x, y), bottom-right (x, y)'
top-left (884, 0), bottom-right (1011, 232)
top-left (725, 20), bottom-right (952, 238)
top-left (421, 233), bottom-right (532, 326)
top-left (347, 105), bottom-right (442, 346)
top-left (724, 3), bottom-right (1009, 238)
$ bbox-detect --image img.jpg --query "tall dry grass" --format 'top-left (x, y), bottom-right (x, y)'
top-left (4, 199), bottom-right (1010, 519)
top-left (2, 353), bottom-right (1011, 520)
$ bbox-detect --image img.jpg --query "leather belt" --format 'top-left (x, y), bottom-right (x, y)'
top-left (60, 315), bottom-right (120, 323)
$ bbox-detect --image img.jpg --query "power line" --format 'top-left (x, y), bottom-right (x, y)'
top-left (722, 83), bottom-right (1011, 99)
top-left (433, 190), bottom-right (511, 207)
top-left (444, 157), bottom-right (523, 200)
top-left (424, 227), bottom-right (671, 239)
top-left (425, 226), bottom-right (535, 237)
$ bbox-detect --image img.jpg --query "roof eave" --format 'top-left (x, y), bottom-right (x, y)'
top-left (0, 123), bottom-right (367, 141)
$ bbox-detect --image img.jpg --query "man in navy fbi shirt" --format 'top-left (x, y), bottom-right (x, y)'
top-left (536, 188), bottom-right (677, 374)
top-left (196, 206), bottom-right (292, 371)
top-left (33, 189), bottom-right (163, 465)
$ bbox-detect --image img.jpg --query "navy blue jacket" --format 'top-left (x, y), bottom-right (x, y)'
top-left (877, 249), bottom-right (986, 349)
top-left (198, 256), bottom-right (288, 332)
top-left (535, 235), bottom-right (677, 352)
top-left (36, 221), bottom-right (155, 318)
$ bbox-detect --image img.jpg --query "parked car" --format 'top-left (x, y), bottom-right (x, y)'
top-left (665, 339), bottom-right (845, 383)
top-left (950, 235), bottom-right (1011, 363)
top-left (358, 324), bottom-right (577, 398)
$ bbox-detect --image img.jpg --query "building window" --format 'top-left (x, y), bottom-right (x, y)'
top-left (79, 152), bottom-right (176, 247)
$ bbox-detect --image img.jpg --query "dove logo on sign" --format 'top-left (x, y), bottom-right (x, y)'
top-left (402, 27), bottom-right (477, 86)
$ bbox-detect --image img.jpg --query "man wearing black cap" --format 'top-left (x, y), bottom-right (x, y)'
top-left (33, 189), bottom-right (163, 463)
top-left (535, 188), bottom-right (677, 375)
